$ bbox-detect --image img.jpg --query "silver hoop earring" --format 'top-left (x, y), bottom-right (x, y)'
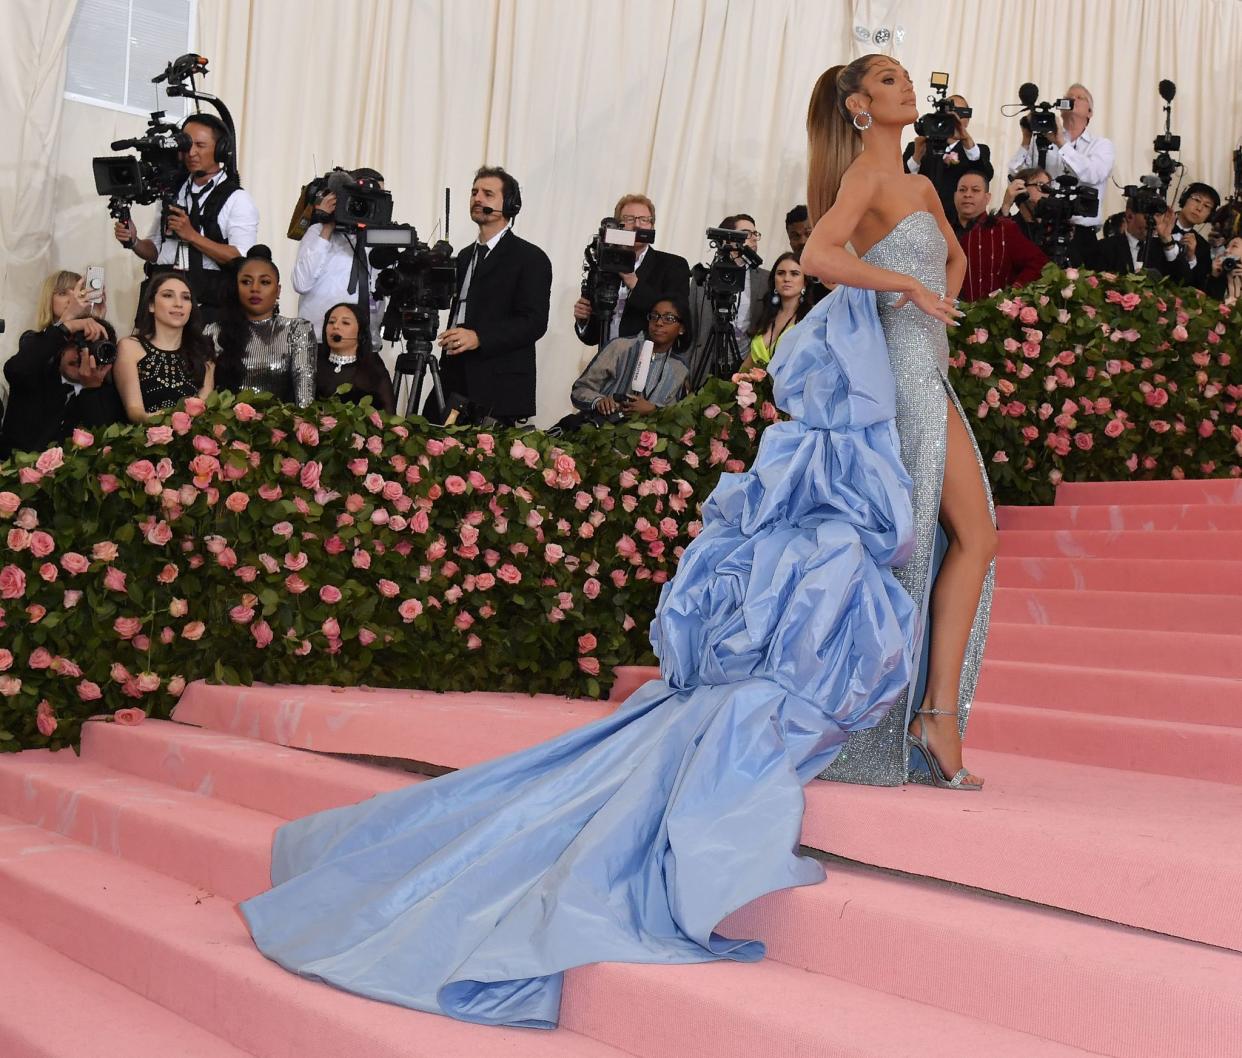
top-left (852, 111), bottom-right (873, 132)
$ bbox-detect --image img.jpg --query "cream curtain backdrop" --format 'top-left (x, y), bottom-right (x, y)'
top-left (3, 0), bottom-right (1241, 424)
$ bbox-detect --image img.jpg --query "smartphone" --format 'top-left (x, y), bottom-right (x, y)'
top-left (84, 265), bottom-right (106, 313)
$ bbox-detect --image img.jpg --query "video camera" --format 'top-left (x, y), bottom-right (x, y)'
top-left (690, 226), bottom-right (761, 306)
top-left (1122, 80), bottom-right (1183, 215)
top-left (1015, 83), bottom-right (1074, 139)
top-left (1026, 173), bottom-right (1100, 266)
top-left (914, 72), bottom-right (971, 153)
top-left (370, 226), bottom-right (457, 357)
top-left (580, 219), bottom-right (654, 327)
top-left (288, 168), bottom-right (393, 240)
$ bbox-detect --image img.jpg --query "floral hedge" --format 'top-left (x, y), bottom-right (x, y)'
top-left (0, 377), bottom-right (774, 751)
top-left (949, 267), bottom-right (1241, 505)
top-left (2, 267), bottom-right (1239, 751)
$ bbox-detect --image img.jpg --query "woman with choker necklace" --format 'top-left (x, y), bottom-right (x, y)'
top-left (315, 301), bottom-right (396, 414)
top-left (204, 245), bottom-right (316, 407)
top-left (740, 252), bottom-right (811, 372)
top-left (114, 273), bottom-right (216, 422)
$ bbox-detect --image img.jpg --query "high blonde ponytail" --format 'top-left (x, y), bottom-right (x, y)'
top-left (806, 56), bottom-right (879, 223)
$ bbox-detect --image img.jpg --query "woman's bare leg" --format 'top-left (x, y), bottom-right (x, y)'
top-left (909, 401), bottom-right (997, 786)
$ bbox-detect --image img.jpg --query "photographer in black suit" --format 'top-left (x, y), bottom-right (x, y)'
top-left (1085, 196), bottom-right (1191, 284)
top-left (904, 94), bottom-right (991, 216)
top-left (1171, 182), bottom-right (1220, 291)
top-left (572, 194), bottom-right (690, 347)
top-left (434, 166), bottom-right (552, 425)
top-left (1, 317), bottom-right (125, 459)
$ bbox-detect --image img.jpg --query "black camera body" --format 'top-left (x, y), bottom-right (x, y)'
top-left (301, 168), bottom-right (394, 233)
top-left (369, 225), bottom-right (456, 353)
top-left (691, 226), bottom-right (761, 310)
top-left (92, 111), bottom-right (189, 224)
top-left (1029, 174), bottom-right (1099, 267)
top-left (1122, 176), bottom-right (1169, 216)
top-left (1017, 83), bottom-right (1073, 138)
top-left (914, 73), bottom-right (971, 150)
top-left (67, 328), bottom-right (118, 367)
top-left (580, 219), bottom-right (653, 321)
top-left (1222, 255), bottom-right (1240, 274)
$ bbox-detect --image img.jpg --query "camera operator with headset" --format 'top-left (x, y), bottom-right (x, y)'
top-left (1084, 195), bottom-right (1190, 282)
top-left (1007, 84), bottom-right (1114, 264)
top-left (292, 168), bottom-right (388, 343)
top-left (1169, 182), bottom-right (1221, 291)
top-left (112, 113), bottom-right (259, 324)
top-left (904, 92), bottom-right (991, 216)
top-left (687, 214), bottom-right (768, 367)
top-left (432, 166), bottom-right (552, 426)
top-left (572, 195), bottom-right (690, 347)
top-left (0, 275), bottom-right (124, 458)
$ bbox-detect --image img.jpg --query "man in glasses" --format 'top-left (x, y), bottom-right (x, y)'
top-left (999, 167), bottom-right (1052, 244)
top-left (687, 213), bottom-right (769, 376)
top-left (1171, 182), bottom-right (1220, 290)
top-left (573, 194), bottom-right (690, 348)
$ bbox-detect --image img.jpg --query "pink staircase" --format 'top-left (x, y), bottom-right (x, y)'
top-left (1, 478), bottom-right (1241, 1057)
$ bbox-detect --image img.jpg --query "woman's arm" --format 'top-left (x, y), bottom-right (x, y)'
top-left (198, 360), bottom-right (216, 401)
top-left (114, 338), bottom-right (152, 424)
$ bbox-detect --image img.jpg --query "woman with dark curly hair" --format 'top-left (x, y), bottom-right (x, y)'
top-left (204, 245), bottom-right (316, 407)
top-left (114, 272), bottom-right (216, 422)
top-left (315, 302), bottom-right (396, 413)
top-left (740, 252), bottom-right (810, 371)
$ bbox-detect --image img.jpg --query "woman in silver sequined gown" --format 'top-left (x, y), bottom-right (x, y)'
top-left (803, 56), bottom-right (997, 788)
top-left (205, 245), bottom-right (316, 407)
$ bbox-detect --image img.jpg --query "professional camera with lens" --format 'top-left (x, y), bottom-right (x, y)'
top-left (1015, 82), bottom-right (1073, 139)
top-left (369, 225), bottom-right (457, 360)
top-left (580, 218), bottom-right (653, 324)
top-left (914, 72), bottom-right (970, 152)
top-left (69, 330), bottom-right (119, 368)
top-left (1030, 174), bottom-right (1100, 266)
top-left (91, 110), bottom-right (189, 226)
top-left (690, 226), bottom-right (759, 304)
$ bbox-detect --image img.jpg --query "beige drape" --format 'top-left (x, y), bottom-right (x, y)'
top-left (4, 0), bottom-right (1241, 423)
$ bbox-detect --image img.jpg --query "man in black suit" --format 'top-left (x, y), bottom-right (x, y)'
top-left (1085, 197), bottom-right (1191, 284)
top-left (1170, 182), bottom-right (1220, 291)
top-left (435, 166), bottom-right (552, 425)
top-left (903, 94), bottom-right (992, 217)
top-left (572, 194), bottom-right (689, 349)
top-left (0, 320), bottom-right (125, 459)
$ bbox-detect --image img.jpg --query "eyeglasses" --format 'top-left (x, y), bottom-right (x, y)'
top-left (620, 214), bottom-right (654, 226)
top-left (740, 230), bottom-right (762, 240)
top-left (1025, 182), bottom-right (1052, 192)
top-left (647, 312), bottom-right (681, 324)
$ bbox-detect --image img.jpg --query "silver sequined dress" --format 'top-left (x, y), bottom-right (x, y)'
top-left (819, 210), bottom-right (996, 786)
top-left (204, 316), bottom-right (316, 407)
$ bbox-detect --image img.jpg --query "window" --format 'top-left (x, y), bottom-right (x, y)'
top-left (64, 0), bottom-right (196, 116)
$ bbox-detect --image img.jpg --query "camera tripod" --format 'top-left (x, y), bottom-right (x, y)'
top-left (688, 297), bottom-right (744, 392)
top-left (393, 337), bottom-right (448, 420)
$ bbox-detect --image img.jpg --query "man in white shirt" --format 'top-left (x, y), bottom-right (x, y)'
top-left (113, 114), bottom-right (259, 323)
top-left (291, 169), bottom-right (387, 342)
top-left (1007, 83), bottom-right (1114, 263)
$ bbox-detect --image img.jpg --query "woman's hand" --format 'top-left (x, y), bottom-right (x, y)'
top-left (894, 284), bottom-right (964, 325)
top-left (58, 280), bottom-right (92, 325)
top-left (62, 316), bottom-right (108, 341)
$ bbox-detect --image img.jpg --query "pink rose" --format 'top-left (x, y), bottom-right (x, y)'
top-left (295, 422), bottom-right (320, 446)
top-left (544, 543), bottom-right (565, 564)
top-left (166, 675), bottom-right (186, 697)
top-left (0, 649), bottom-right (10, 671)
top-left (35, 446), bottom-right (65, 474)
top-left (28, 647), bottom-right (54, 669)
top-left (319, 584), bottom-right (343, 604)
top-left (0, 565), bottom-right (27, 599)
top-left (300, 461), bottom-right (323, 490)
top-left (113, 616), bottom-right (143, 639)
top-left (113, 707), bottom-right (146, 726)
top-left (28, 530), bottom-right (54, 557)
top-left (233, 401), bottom-right (258, 422)
top-left (398, 598), bottom-right (424, 622)
top-left (284, 551), bottom-right (308, 572)
top-left (59, 552), bottom-right (89, 575)
top-left (36, 702), bottom-right (57, 738)
top-left (273, 521), bottom-right (294, 538)
top-left (378, 579), bottom-right (400, 598)
top-left (103, 566), bottom-right (127, 592)
top-left (145, 521), bottom-right (173, 546)
top-left (251, 620), bottom-right (274, 648)
top-left (577, 633), bottom-right (598, 653)
top-left (229, 605), bottom-right (255, 624)
top-left (93, 543), bottom-right (120, 564)
top-left (181, 621), bottom-right (206, 640)
top-left (77, 680), bottom-right (103, 702)
top-left (71, 428), bottom-right (95, 448)
top-left (497, 564), bottom-right (522, 586)
top-left (145, 425), bottom-right (174, 446)
top-left (578, 656), bottom-right (601, 676)
top-left (444, 475), bottom-right (468, 495)
top-left (126, 459), bottom-right (157, 482)
top-left (358, 628), bottom-right (378, 646)
top-left (225, 491), bottom-right (250, 513)
top-left (1104, 418), bottom-right (1125, 438)
top-left (583, 577), bottom-right (601, 600)
top-left (454, 611), bottom-right (475, 631)
top-left (6, 528), bottom-right (29, 551)
top-left (0, 492), bottom-right (20, 518)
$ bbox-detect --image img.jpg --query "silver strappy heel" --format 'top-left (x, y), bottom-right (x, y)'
top-left (907, 708), bottom-right (983, 791)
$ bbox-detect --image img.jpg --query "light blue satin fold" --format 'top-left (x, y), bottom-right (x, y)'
top-left (241, 285), bottom-right (920, 1029)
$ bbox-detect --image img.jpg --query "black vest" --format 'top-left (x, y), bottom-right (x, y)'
top-left (185, 174), bottom-right (243, 308)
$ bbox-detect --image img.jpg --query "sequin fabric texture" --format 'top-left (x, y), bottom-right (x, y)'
top-left (204, 316), bottom-right (317, 407)
top-left (135, 337), bottom-right (197, 412)
top-left (819, 210), bottom-right (996, 786)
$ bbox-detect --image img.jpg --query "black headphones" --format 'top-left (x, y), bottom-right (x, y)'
top-left (500, 170), bottom-right (522, 219)
top-left (1179, 183), bottom-right (1219, 210)
top-left (182, 113), bottom-right (235, 171)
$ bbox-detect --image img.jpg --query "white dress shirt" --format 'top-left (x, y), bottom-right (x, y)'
top-left (906, 139), bottom-right (981, 174)
top-left (1126, 231), bottom-right (1179, 270)
top-left (292, 223), bottom-right (385, 341)
top-left (145, 169), bottom-right (259, 268)
top-left (450, 225), bottom-right (512, 328)
top-left (1007, 129), bottom-right (1115, 227)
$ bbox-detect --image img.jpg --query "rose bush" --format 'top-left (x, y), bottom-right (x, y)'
top-left (951, 267), bottom-right (1240, 504)
top-left (0, 375), bottom-right (773, 750)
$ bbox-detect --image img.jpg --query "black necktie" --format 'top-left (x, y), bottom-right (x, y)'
top-left (188, 186), bottom-right (208, 225)
top-left (476, 243), bottom-right (489, 268)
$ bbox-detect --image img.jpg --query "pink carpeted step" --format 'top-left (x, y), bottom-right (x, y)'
top-left (172, 683), bottom-right (613, 767)
top-left (0, 814), bottom-right (1100, 1058)
top-left (998, 528), bottom-right (1242, 560)
top-left (802, 749), bottom-right (1242, 952)
top-left (990, 586), bottom-right (1242, 633)
top-left (1055, 478), bottom-right (1242, 506)
top-left (968, 701), bottom-right (1242, 784)
top-left (975, 659), bottom-right (1242, 727)
top-left (63, 721), bottom-right (1242, 1054)
top-left (998, 502), bottom-right (1242, 532)
top-left (996, 555), bottom-right (1242, 594)
top-left (0, 816), bottom-right (630, 1058)
top-left (721, 860), bottom-right (1242, 1058)
top-left (0, 920), bottom-right (252, 1058)
top-left (0, 752), bottom-right (277, 901)
top-left (985, 622), bottom-right (1242, 679)
top-left (81, 718), bottom-right (416, 819)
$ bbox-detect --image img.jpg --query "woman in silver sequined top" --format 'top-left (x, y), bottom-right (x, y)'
top-left (205, 245), bottom-right (316, 407)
